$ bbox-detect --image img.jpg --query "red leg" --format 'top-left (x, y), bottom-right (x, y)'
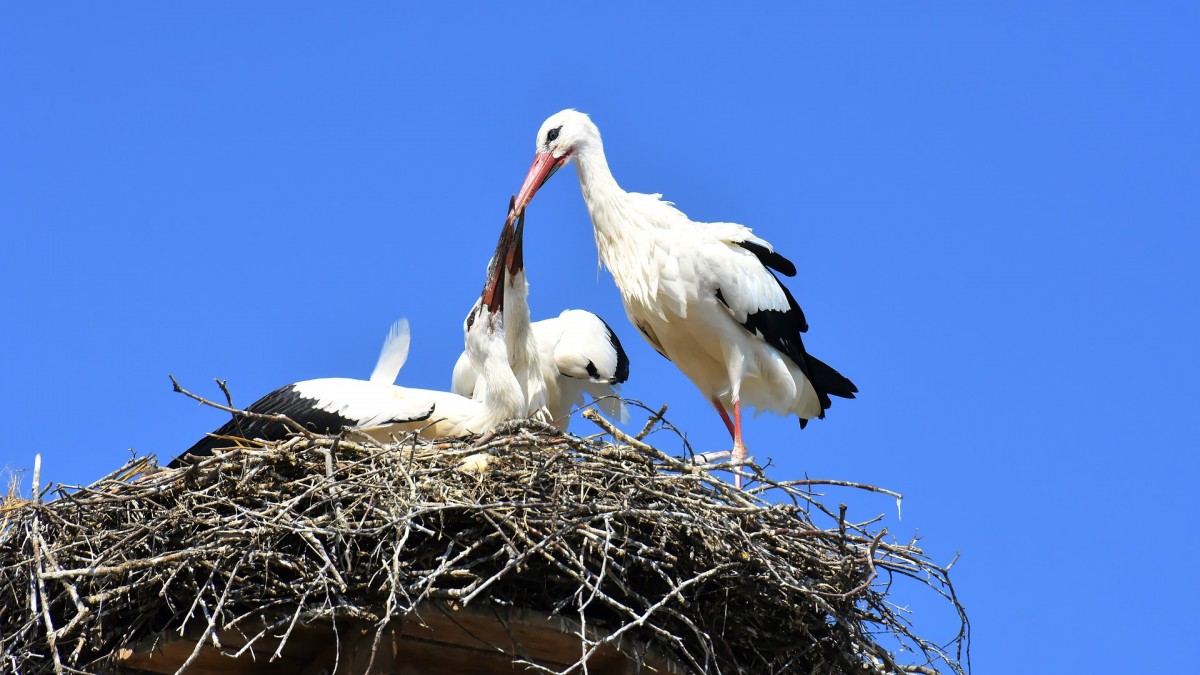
top-left (711, 397), bottom-right (735, 438)
top-left (711, 397), bottom-right (749, 489)
top-left (732, 400), bottom-right (747, 489)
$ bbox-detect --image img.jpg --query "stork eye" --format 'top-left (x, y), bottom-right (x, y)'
top-left (546, 126), bottom-right (561, 144)
top-left (466, 309), bottom-right (476, 330)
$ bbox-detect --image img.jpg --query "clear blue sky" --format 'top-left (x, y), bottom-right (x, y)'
top-left (2, 4), bottom-right (1196, 672)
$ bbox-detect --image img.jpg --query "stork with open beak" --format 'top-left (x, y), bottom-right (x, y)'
top-left (371, 201), bottom-right (574, 427)
top-left (449, 202), bottom-right (630, 430)
top-left (451, 308), bottom-right (630, 430)
top-left (511, 110), bottom-right (857, 487)
top-left (170, 205), bottom-right (527, 466)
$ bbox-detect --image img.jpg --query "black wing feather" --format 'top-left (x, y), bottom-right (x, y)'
top-left (717, 262), bottom-right (857, 420)
top-left (601, 317), bottom-right (631, 383)
top-left (169, 384), bottom-right (355, 467)
top-left (716, 275), bottom-right (810, 369)
top-left (735, 240), bottom-right (797, 277)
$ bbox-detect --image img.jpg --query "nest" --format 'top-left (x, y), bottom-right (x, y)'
top-left (0, 402), bottom-right (968, 674)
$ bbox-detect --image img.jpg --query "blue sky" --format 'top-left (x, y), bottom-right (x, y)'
top-left (2, 3), bottom-right (1197, 672)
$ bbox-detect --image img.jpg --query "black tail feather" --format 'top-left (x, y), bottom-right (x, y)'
top-left (803, 353), bottom-right (858, 420)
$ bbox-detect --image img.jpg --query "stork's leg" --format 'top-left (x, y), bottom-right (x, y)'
top-left (695, 399), bottom-right (735, 464)
top-left (710, 398), bottom-right (749, 488)
top-left (712, 398), bottom-right (735, 438)
top-left (731, 399), bottom-right (747, 489)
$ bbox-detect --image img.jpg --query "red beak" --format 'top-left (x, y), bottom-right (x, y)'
top-left (480, 200), bottom-right (515, 315)
top-left (480, 243), bottom-right (507, 316)
top-left (506, 202), bottom-right (526, 279)
top-left (514, 151), bottom-right (568, 214)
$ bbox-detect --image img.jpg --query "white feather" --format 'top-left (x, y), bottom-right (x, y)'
top-left (450, 350), bottom-right (475, 398)
top-left (450, 310), bottom-right (629, 430)
top-left (369, 318), bottom-right (410, 384)
top-left (291, 377), bottom-right (433, 428)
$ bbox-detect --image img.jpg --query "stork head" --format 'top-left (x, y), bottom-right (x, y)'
top-left (514, 109), bottom-right (600, 214)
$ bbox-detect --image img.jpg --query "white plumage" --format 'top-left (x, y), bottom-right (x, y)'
top-left (172, 208), bottom-right (529, 465)
top-left (498, 207), bottom-right (552, 424)
top-left (512, 110), bottom-right (857, 486)
top-left (368, 318), bottom-right (411, 385)
top-left (451, 309), bottom-right (630, 430)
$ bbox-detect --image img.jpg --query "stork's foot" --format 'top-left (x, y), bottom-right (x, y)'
top-left (691, 449), bottom-right (754, 488)
top-left (693, 450), bottom-right (732, 464)
top-left (732, 440), bottom-right (749, 490)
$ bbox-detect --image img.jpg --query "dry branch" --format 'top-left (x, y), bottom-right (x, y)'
top-left (0, 401), bottom-right (968, 674)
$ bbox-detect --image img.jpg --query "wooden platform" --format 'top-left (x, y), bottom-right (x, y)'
top-left (113, 604), bottom-right (679, 674)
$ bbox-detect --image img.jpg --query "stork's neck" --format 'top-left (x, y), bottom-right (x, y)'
top-left (503, 273), bottom-right (549, 416)
top-left (572, 141), bottom-right (662, 294)
top-left (573, 142), bottom-right (623, 209)
top-left (471, 332), bottom-right (526, 425)
top-left (573, 143), bottom-right (634, 264)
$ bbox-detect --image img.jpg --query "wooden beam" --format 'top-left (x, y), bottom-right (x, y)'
top-left (113, 603), bottom-right (682, 674)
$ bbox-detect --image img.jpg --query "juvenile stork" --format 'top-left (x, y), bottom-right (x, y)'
top-left (170, 208), bottom-right (527, 466)
top-left (511, 110), bottom-right (857, 486)
top-left (451, 309), bottom-right (630, 430)
top-left (449, 202), bottom-right (630, 429)
top-left (370, 201), bottom-right (572, 426)
top-left (499, 202), bottom-right (552, 423)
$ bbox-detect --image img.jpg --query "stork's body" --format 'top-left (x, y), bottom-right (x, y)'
top-left (174, 374), bottom-right (525, 463)
top-left (171, 207), bottom-right (527, 466)
top-left (513, 110), bottom-right (856, 486)
top-left (452, 309), bottom-right (630, 430)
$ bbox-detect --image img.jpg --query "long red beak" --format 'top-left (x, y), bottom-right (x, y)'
top-left (480, 201), bottom-right (514, 315)
top-left (514, 151), bottom-right (568, 214)
top-left (506, 200), bottom-right (526, 279)
top-left (480, 246), bottom-right (507, 316)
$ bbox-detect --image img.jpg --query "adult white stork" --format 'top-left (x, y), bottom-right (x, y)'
top-left (170, 209), bottom-right (527, 467)
top-left (451, 309), bottom-right (631, 430)
top-left (511, 110), bottom-right (857, 487)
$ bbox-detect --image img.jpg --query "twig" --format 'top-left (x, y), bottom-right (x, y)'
top-left (635, 404), bottom-right (668, 441)
top-left (169, 374), bottom-right (314, 438)
top-left (0, 413), bottom-right (968, 675)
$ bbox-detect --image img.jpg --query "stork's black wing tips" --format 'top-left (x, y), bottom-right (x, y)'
top-left (735, 240), bottom-right (798, 277)
top-left (805, 355), bottom-right (858, 401)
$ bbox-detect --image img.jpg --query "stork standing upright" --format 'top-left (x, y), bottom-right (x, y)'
top-left (511, 110), bottom-right (857, 486)
top-left (170, 206), bottom-right (527, 466)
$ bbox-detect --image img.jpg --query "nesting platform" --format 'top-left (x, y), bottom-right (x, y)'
top-left (0, 410), bottom-right (967, 674)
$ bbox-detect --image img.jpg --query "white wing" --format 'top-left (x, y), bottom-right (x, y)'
top-left (369, 318), bottom-right (410, 384)
top-left (290, 378), bottom-right (436, 428)
top-left (450, 351), bottom-right (478, 398)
